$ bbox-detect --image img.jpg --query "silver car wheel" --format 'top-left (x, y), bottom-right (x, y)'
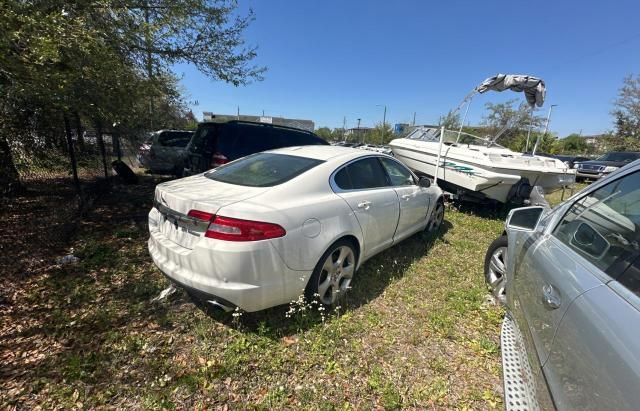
top-left (316, 245), bottom-right (355, 305)
top-left (428, 201), bottom-right (445, 232)
top-left (487, 246), bottom-right (507, 304)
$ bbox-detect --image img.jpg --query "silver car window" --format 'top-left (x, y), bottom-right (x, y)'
top-left (553, 171), bottom-right (640, 278)
top-left (379, 157), bottom-right (415, 186)
top-left (336, 158), bottom-right (390, 190)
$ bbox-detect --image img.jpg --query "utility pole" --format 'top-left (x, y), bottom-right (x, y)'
top-left (237, 106), bottom-right (240, 120)
top-left (357, 118), bottom-right (362, 144)
top-left (412, 112), bottom-right (416, 126)
top-left (342, 116), bottom-right (346, 141)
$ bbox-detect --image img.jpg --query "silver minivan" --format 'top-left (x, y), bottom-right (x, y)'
top-left (485, 161), bottom-right (640, 410)
top-left (138, 130), bottom-right (193, 176)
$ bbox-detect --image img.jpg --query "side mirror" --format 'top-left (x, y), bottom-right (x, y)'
top-left (418, 177), bottom-right (431, 188)
top-left (506, 206), bottom-right (545, 231)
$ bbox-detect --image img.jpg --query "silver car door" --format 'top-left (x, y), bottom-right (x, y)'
top-left (510, 231), bottom-right (602, 375)
top-left (508, 175), bottom-right (638, 376)
top-left (544, 282), bottom-right (640, 410)
top-left (540, 170), bottom-right (640, 410)
top-left (379, 157), bottom-right (430, 241)
top-left (333, 157), bottom-right (400, 259)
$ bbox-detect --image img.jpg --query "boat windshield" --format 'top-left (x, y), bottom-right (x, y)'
top-left (406, 127), bottom-right (505, 148)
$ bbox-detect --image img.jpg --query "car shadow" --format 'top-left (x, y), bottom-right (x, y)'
top-left (192, 220), bottom-right (453, 339)
top-left (451, 200), bottom-right (521, 221)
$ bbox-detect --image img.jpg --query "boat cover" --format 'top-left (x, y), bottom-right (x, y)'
top-left (475, 74), bottom-right (546, 107)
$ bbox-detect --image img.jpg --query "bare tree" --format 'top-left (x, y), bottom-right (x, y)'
top-left (612, 74), bottom-right (640, 138)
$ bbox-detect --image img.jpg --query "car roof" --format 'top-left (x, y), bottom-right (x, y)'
top-left (267, 145), bottom-right (384, 161)
top-left (200, 120), bottom-right (316, 135)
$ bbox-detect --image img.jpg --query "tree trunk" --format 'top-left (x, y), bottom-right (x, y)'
top-left (63, 113), bottom-right (82, 199)
top-left (113, 132), bottom-right (122, 161)
top-left (94, 119), bottom-right (109, 181)
top-left (0, 135), bottom-right (23, 196)
top-left (74, 111), bottom-right (85, 150)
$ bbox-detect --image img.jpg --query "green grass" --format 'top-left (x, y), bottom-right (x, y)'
top-left (2, 178), bottom-right (508, 410)
top-left (545, 182), bottom-right (590, 207)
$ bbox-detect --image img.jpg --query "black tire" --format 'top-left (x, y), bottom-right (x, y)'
top-left (484, 235), bottom-right (508, 305)
top-left (426, 199), bottom-right (445, 233)
top-left (173, 164), bottom-right (184, 178)
top-left (305, 239), bottom-right (358, 306)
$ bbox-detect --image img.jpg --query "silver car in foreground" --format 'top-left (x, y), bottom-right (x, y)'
top-left (484, 161), bottom-right (640, 410)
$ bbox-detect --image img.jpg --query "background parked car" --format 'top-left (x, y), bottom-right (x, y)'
top-left (138, 130), bottom-right (193, 176)
top-left (183, 120), bottom-right (328, 175)
top-left (552, 154), bottom-right (590, 169)
top-left (575, 151), bottom-right (640, 180)
top-left (149, 146), bottom-right (444, 312)
top-left (484, 160), bottom-right (640, 410)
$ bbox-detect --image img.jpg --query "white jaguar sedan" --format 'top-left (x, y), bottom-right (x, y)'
top-left (148, 145), bottom-right (444, 312)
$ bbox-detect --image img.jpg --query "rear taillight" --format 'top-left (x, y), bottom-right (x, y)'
top-left (187, 210), bottom-right (215, 222)
top-left (211, 152), bottom-right (229, 168)
top-left (206, 216), bottom-right (286, 241)
top-left (187, 210), bottom-right (286, 241)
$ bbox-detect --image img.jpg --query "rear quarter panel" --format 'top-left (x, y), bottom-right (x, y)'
top-left (219, 192), bottom-right (362, 272)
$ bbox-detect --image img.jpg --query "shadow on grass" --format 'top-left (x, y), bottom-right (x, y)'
top-left (451, 199), bottom-right (521, 221)
top-left (191, 220), bottom-right (453, 338)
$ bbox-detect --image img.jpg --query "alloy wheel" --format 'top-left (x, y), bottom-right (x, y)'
top-left (316, 245), bottom-right (355, 305)
top-left (487, 246), bottom-right (507, 304)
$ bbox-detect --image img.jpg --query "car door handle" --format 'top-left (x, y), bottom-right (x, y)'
top-left (542, 284), bottom-right (561, 309)
top-left (401, 194), bottom-right (411, 200)
top-left (357, 201), bottom-right (372, 210)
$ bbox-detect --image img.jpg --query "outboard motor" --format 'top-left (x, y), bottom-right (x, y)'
top-left (507, 178), bottom-right (533, 205)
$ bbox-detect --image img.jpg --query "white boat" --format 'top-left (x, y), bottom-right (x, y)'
top-left (389, 74), bottom-right (576, 203)
top-left (390, 127), bottom-right (575, 203)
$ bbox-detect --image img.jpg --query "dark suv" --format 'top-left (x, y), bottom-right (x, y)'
top-left (575, 151), bottom-right (640, 180)
top-left (183, 121), bottom-right (328, 175)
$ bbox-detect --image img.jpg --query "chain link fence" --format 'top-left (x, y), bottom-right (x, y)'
top-left (0, 128), bottom-right (125, 279)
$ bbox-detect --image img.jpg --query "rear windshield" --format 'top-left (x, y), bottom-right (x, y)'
top-left (205, 153), bottom-right (323, 187)
top-left (158, 131), bottom-right (193, 147)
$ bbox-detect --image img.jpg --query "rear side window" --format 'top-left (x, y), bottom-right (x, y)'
top-left (233, 124), bottom-right (327, 157)
top-left (189, 125), bottom-right (217, 153)
top-left (233, 124), bottom-right (275, 158)
top-left (272, 130), bottom-right (327, 147)
top-left (334, 168), bottom-right (352, 190)
top-left (553, 170), bottom-right (640, 277)
top-left (334, 157), bottom-right (389, 190)
top-left (205, 153), bottom-right (323, 187)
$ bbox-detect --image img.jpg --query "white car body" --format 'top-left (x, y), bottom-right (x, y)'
top-left (148, 146), bottom-right (443, 312)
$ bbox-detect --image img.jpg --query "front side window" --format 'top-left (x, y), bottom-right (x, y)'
top-left (553, 171), bottom-right (640, 276)
top-left (380, 157), bottom-right (414, 186)
top-left (205, 153), bottom-right (322, 187)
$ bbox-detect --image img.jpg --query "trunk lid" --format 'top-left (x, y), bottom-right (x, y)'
top-left (153, 174), bottom-right (269, 249)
